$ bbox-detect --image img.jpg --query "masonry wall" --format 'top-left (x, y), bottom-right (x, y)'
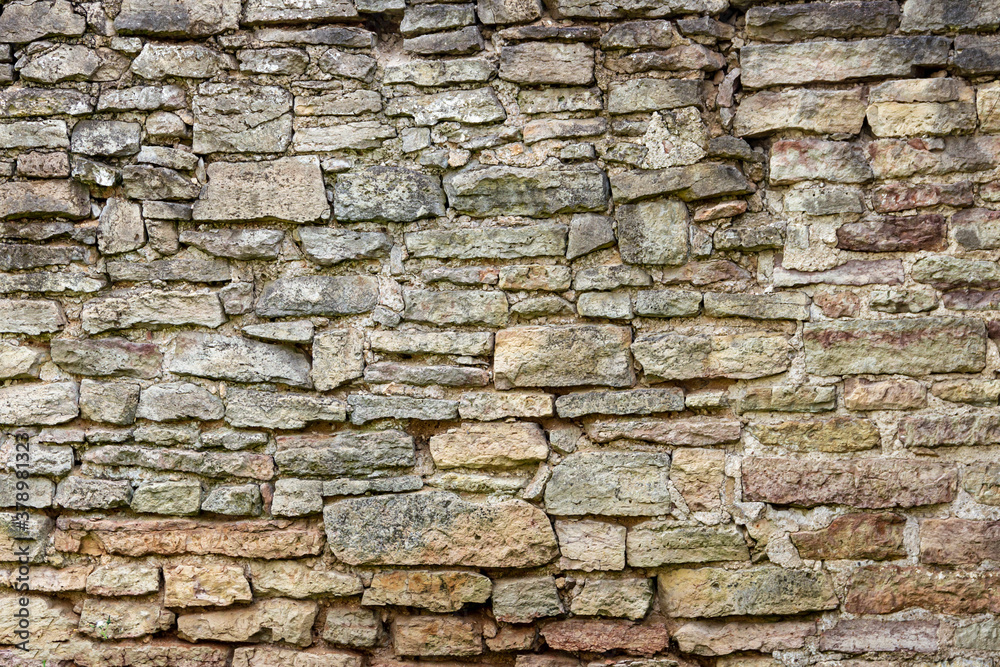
top-left (0, 0), bottom-right (998, 664)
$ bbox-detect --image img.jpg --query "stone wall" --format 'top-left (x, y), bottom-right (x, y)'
top-left (0, 0), bottom-right (998, 664)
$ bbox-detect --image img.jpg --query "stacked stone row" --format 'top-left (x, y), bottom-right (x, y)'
top-left (0, 0), bottom-right (999, 664)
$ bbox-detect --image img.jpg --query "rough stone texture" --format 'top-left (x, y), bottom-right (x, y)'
top-left (4, 3), bottom-right (999, 665)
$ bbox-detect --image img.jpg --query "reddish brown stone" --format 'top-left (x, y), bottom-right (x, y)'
top-left (661, 260), bottom-right (751, 286)
top-left (872, 181), bottom-right (973, 213)
top-left (540, 619), bottom-right (669, 656)
top-left (814, 291), bottom-right (860, 318)
top-left (392, 616), bottom-right (483, 657)
top-left (54, 517), bottom-right (325, 559)
top-left (942, 289), bottom-right (1000, 311)
top-left (845, 564), bottom-right (1000, 614)
top-left (836, 214), bottom-right (946, 252)
top-left (791, 513), bottom-right (906, 560)
top-left (819, 619), bottom-right (939, 654)
top-left (953, 207), bottom-right (1000, 249)
top-left (898, 412), bottom-right (1000, 448)
top-left (742, 457), bottom-right (957, 509)
top-left (920, 518), bottom-right (1000, 564)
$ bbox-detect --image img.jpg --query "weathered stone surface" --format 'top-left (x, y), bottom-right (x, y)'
top-left (386, 87), bottom-right (505, 126)
top-left (178, 598), bottom-right (318, 647)
top-left (494, 325), bottom-right (632, 389)
top-left (180, 228), bottom-right (284, 260)
top-left (80, 599), bottom-right (174, 639)
top-left (492, 575), bottom-right (562, 623)
top-left (249, 560), bottom-right (361, 599)
top-left (384, 57), bottom-right (494, 86)
top-left (540, 619), bottom-right (669, 655)
top-left (137, 382), bottom-right (224, 421)
top-left (735, 89), bottom-right (867, 136)
top-left (792, 513), bottom-right (906, 560)
top-left (556, 388), bottom-right (683, 418)
top-left (363, 570), bottom-right (490, 612)
top-left (81, 291), bottom-right (226, 333)
top-left (402, 289), bottom-right (508, 327)
top-left (430, 422), bottom-right (547, 469)
top-left (738, 386), bottom-right (835, 413)
top-left (324, 490), bottom-right (558, 567)
top-left (334, 167), bottom-right (445, 222)
top-left (459, 391), bottom-right (554, 421)
top-left (837, 213), bottom-right (946, 252)
top-left (633, 331), bottom-right (790, 381)
top-left (658, 566), bottom-right (838, 618)
top-left (803, 318), bottom-right (986, 376)
top-left (297, 227), bottom-right (389, 265)
top-left (323, 606), bottom-right (381, 648)
top-left (844, 564), bottom-right (1000, 617)
top-left (819, 619), bottom-right (938, 654)
top-left (244, 0), bottom-right (357, 23)
top-left (500, 42), bottom-right (593, 85)
top-left (615, 199), bottom-right (688, 266)
top-left (556, 520), bottom-right (626, 571)
top-left (0, 179), bottom-right (90, 221)
top-left (347, 395), bottom-right (459, 424)
top-left (748, 2), bottom-right (899, 42)
top-left (132, 43), bottom-right (235, 79)
top-left (86, 562), bottom-right (159, 596)
top-left (59, 516), bottom-right (326, 558)
top-left (769, 139), bottom-right (872, 185)
top-left (568, 577), bottom-right (652, 619)
top-left (0, 0), bottom-right (85, 42)
top-left (131, 481), bottom-right (203, 515)
top-left (0, 381), bottom-right (77, 425)
top-left (166, 332), bottom-right (311, 387)
top-left (444, 164), bottom-right (608, 218)
top-left (741, 36), bottom-right (950, 88)
top-left (407, 225), bottom-right (566, 259)
top-left (115, 0), bottom-right (239, 35)
top-left (742, 457), bottom-right (957, 508)
top-left (194, 157), bottom-right (328, 224)
top-left (257, 276), bottom-right (378, 318)
top-left (585, 417), bottom-right (740, 446)
top-left (545, 451), bottom-right (670, 517)
top-left (610, 163), bottom-right (751, 203)
top-left (193, 83), bottom-right (292, 154)
top-left (920, 518), bottom-right (1000, 565)
top-left (674, 619), bottom-right (816, 656)
top-left (52, 338), bottom-right (161, 384)
top-left (843, 378), bottom-right (927, 411)
top-left (392, 616), bottom-right (482, 657)
top-left (749, 417), bottom-right (879, 453)
top-left (310, 329), bottom-right (364, 391)
top-left (626, 523), bottom-right (748, 566)
top-left (275, 430), bottom-right (413, 477)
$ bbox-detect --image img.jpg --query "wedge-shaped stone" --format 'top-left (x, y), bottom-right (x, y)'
top-left (81, 291), bottom-right (226, 333)
top-left (224, 388), bottom-right (346, 429)
top-left (0, 381), bottom-right (77, 425)
top-left (556, 388), bottom-right (684, 418)
top-left (334, 167), bottom-right (445, 222)
top-left (444, 164), bottom-right (608, 218)
top-left (51, 338), bottom-right (162, 379)
top-left (742, 457), bottom-right (957, 508)
top-left (609, 163), bottom-right (751, 203)
top-left (402, 289), bottom-right (508, 327)
top-left (58, 516), bottom-right (325, 559)
top-left (430, 422), bottom-right (548, 469)
top-left (275, 430), bottom-right (414, 477)
top-left (178, 598), bottom-right (318, 647)
top-left (243, 0), bottom-right (357, 23)
top-left (546, 451), bottom-right (671, 516)
top-left (363, 570), bottom-right (491, 612)
top-left (741, 36), bottom-right (950, 88)
top-left (803, 318), bottom-right (986, 376)
top-left (674, 619), bottom-right (817, 656)
top-left (193, 156), bottom-right (328, 224)
top-left (324, 490), bottom-right (558, 567)
top-left (627, 523), bottom-right (749, 566)
top-left (0, 179), bottom-right (89, 221)
top-left (406, 225), bottom-right (567, 259)
top-left (633, 331), bottom-right (791, 381)
top-left (494, 325), bottom-right (633, 389)
top-left (166, 332), bottom-right (311, 388)
top-left (385, 87), bottom-right (506, 126)
top-left (749, 416), bottom-right (879, 453)
top-left (256, 276), bottom-right (378, 318)
top-left (249, 561), bottom-right (362, 598)
top-left (658, 566), bottom-right (838, 617)
top-left (193, 83), bottom-right (292, 154)
top-left (115, 0), bottom-right (240, 35)
top-left (0, 298), bottom-right (65, 334)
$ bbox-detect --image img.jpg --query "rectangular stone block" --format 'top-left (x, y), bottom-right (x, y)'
top-left (632, 331), bottom-right (791, 380)
top-left (845, 563), bottom-right (1000, 614)
top-left (819, 620), bottom-right (938, 654)
top-left (494, 325), bottom-right (633, 389)
top-left (444, 164), bottom-right (608, 218)
top-left (742, 457), bottom-right (957, 508)
top-left (555, 388), bottom-right (684, 418)
top-left (545, 451), bottom-right (671, 517)
top-left (585, 417), bottom-right (740, 445)
top-left (920, 519), bottom-right (1000, 565)
top-left (405, 225), bottom-right (567, 259)
top-left (804, 318), bottom-right (986, 376)
top-left (626, 523), bottom-right (748, 566)
top-left (658, 566), bottom-right (838, 617)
